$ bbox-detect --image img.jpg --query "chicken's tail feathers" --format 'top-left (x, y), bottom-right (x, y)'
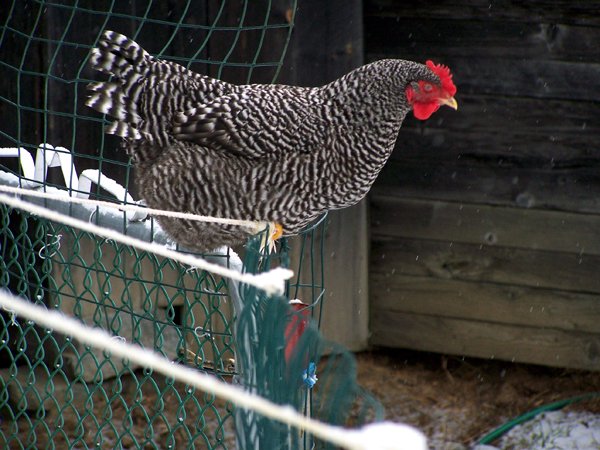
top-left (86, 31), bottom-right (152, 141)
top-left (86, 30), bottom-right (235, 147)
top-left (104, 121), bottom-right (155, 141)
top-left (86, 81), bottom-right (141, 124)
top-left (89, 30), bottom-right (151, 77)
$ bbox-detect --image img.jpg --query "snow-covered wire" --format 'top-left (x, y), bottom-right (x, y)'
top-left (0, 184), bottom-right (269, 232)
top-left (0, 291), bottom-right (427, 450)
top-left (0, 192), bottom-right (291, 296)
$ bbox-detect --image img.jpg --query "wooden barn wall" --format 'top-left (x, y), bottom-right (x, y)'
top-left (365, 0), bottom-right (600, 370)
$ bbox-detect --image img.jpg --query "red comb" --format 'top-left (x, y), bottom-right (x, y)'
top-left (426, 60), bottom-right (456, 96)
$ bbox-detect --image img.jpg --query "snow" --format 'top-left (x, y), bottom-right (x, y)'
top-left (473, 410), bottom-right (600, 450)
top-left (348, 421), bottom-right (427, 450)
top-left (248, 267), bottom-right (294, 296)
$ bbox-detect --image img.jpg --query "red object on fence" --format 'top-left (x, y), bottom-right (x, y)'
top-left (284, 299), bottom-right (310, 362)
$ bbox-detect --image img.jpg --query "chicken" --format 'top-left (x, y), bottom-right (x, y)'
top-left (86, 30), bottom-right (457, 252)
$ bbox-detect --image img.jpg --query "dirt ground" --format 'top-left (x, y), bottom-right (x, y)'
top-left (355, 348), bottom-right (600, 449)
top-left (3, 348), bottom-right (599, 449)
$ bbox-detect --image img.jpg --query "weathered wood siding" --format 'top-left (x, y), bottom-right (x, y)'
top-left (366, 0), bottom-right (600, 370)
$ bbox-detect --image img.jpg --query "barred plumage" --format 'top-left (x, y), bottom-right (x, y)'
top-left (86, 30), bottom-right (457, 252)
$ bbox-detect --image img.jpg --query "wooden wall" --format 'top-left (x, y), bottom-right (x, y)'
top-left (365, 0), bottom-right (600, 370)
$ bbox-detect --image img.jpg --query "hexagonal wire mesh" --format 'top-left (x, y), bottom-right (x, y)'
top-left (0, 1), bottom-right (382, 449)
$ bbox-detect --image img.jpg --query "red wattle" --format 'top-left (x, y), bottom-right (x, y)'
top-left (413, 102), bottom-right (440, 120)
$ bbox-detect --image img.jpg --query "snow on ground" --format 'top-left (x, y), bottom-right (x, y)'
top-left (355, 351), bottom-right (600, 450)
top-left (473, 410), bottom-right (600, 450)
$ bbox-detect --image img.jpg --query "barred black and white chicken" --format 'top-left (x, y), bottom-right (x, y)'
top-left (86, 30), bottom-right (457, 252)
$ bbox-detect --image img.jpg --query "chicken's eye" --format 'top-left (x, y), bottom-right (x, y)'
top-left (423, 83), bottom-right (433, 92)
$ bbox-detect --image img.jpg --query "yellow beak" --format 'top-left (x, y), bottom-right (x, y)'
top-left (440, 96), bottom-right (458, 110)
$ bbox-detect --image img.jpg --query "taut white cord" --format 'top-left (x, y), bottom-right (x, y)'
top-left (0, 193), bottom-right (291, 296)
top-left (0, 184), bottom-right (268, 233)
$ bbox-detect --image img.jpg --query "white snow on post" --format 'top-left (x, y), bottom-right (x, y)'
top-left (78, 169), bottom-right (147, 220)
top-left (0, 146), bottom-right (35, 178)
top-left (33, 143), bottom-right (79, 190)
top-left (344, 422), bottom-right (427, 450)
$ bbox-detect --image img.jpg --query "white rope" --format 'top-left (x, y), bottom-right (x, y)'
top-left (0, 192), bottom-right (292, 296)
top-left (0, 291), bottom-right (426, 450)
top-left (0, 184), bottom-right (268, 233)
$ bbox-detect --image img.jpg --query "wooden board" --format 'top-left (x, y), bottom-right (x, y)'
top-left (371, 274), bottom-right (600, 334)
top-left (319, 203), bottom-right (370, 350)
top-left (365, 17), bottom-right (600, 62)
top-left (371, 197), bottom-right (600, 256)
top-left (393, 94), bottom-right (599, 154)
top-left (373, 161), bottom-right (600, 214)
top-left (391, 127), bottom-right (597, 169)
top-left (371, 237), bottom-right (600, 294)
top-left (371, 309), bottom-right (600, 371)
top-left (432, 57), bottom-right (600, 101)
top-left (365, 1), bottom-right (600, 27)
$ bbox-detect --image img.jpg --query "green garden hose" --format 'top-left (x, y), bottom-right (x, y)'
top-left (477, 392), bottom-right (600, 445)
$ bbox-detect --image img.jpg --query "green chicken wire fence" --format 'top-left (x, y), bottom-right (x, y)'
top-left (0, 1), bottom-right (382, 449)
